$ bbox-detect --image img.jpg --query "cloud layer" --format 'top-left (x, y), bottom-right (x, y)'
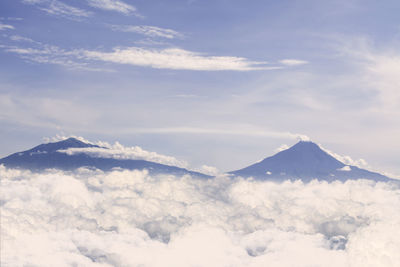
top-left (1, 166), bottom-right (399, 266)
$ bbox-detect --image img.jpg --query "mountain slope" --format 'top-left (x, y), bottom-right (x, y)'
top-left (229, 141), bottom-right (391, 182)
top-left (0, 138), bottom-right (210, 178)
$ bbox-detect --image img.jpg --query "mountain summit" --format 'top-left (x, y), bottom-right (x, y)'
top-left (0, 138), bottom-right (210, 178)
top-left (229, 141), bottom-right (391, 182)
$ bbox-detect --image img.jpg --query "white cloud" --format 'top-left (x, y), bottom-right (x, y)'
top-left (338, 165), bottom-right (351, 171)
top-left (86, 0), bottom-right (138, 15)
top-left (2, 39), bottom-right (279, 71)
top-left (109, 25), bottom-right (184, 39)
top-left (58, 141), bottom-right (189, 168)
top-left (9, 35), bottom-right (36, 43)
top-left (115, 127), bottom-right (310, 140)
top-left (3, 43), bottom-right (110, 71)
top-left (319, 144), bottom-right (369, 169)
top-left (275, 144), bottom-right (289, 152)
top-left (279, 59), bottom-right (309, 66)
top-left (0, 23), bottom-right (14, 30)
top-left (81, 47), bottom-right (274, 71)
top-left (1, 166), bottom-right (399, 266)
top-left (337, 37), bottom-right (400, 114)
top-left (197, 165), bottom-right (220, 176)
top-left (22, 0), bottom-right (92, 19)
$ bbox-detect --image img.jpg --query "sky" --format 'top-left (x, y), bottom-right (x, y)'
top-left (0, 0), bottom-right (399, 176)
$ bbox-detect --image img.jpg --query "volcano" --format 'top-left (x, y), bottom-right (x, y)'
top-left (229, 141), bottom-right (391, 182)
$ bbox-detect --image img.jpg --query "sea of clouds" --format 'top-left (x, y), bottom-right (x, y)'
top-left (1, 165), bottom-right (400, 267)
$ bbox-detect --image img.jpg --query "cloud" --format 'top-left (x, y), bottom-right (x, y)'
top-left (338, 166), bottom-right (351, 171)
top-left (1, 166), bottom-right (399, 266)
top-left (58, 141), bottom-right (189, 168)
top-left (118, 127), bottom-right (310, 140)
top-left (22, 0), bottom-right (92, 19)
top-left (2, 43), bottom-right (110, 71)
top-left (109, 25), bottom-right (184, 39)
top-left (279, 59), bottom-right (309, 66)
top-left (2, 36), bottom-right (279, 71)
top-left (0, 17), bottom-right (23, 21)
top-left (197, 165), bottom-right (220, 176)
top-left (9, 35), bottom-right (34, 42)
top-left (0, 23), bottom-right (15, 30)
top-left (336, 36), bottom-right (400, 114)
top-left (80, 47), bottom-right (274, 71)
top-left (275, 144), bottom-right (289, 152)
top-left (86, 0), bottom-right (138, 15)
top-left (319, 144), bottom-right (369, 168)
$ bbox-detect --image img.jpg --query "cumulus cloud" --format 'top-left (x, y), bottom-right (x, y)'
top-left (1, 166), bottom-right (399, 266)
top-left (109, 25), bottom-right (184, 39)
top-left (319, 144), bottom-right (369, 168)
top-left (86, 0), bottom-right (138, 15)
top-left (22, 0), bottom-right (92, 19)
top-left (197, 165), bottom-right (220, 176)
top-left (338, 166), bottom-right (351, 171)
top-left (279, 59), bottom-right (309, 66)
top-left (0, 23), bottom-right (14, 30)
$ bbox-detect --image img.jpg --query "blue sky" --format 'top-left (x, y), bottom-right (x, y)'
top-left (0, 0), bottom-right (399, 176)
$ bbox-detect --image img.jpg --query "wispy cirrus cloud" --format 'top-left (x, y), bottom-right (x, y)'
top-left (81, 47), bottom-right (274, 71)
top-left (2, 37), bottom-right (276, 71)
top-left (0, 23), bottom-right (15, 30)
top-left (2, 36), bottom-right (308, 71)
top-left (22, 0), bottom-right (92, 19)
top-left (118, 126), bottom-right (310, 141)
top-left (279, 59), bottom-right (309, 66)
top-left (109, 25), bottom-right (184, 39)
top-left (2, 44), bottom-right (109, 71)
top-left (86, 0), bottom-right (139, 16)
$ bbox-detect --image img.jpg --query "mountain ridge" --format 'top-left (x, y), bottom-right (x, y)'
top-left (0, 138), bottom-right (394, 182)
top-left (0, 138), bottom-right (211, 178)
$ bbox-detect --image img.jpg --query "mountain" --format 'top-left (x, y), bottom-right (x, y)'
top-left (229, 141), bottom-right (392, 182)
top-left (0, 138), bottom-right (210, 178)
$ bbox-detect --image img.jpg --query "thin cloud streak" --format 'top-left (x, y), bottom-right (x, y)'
top-left (2, 37), bottom-right (282, 71)
top-left (22, 0), bottom-right (92, 19)
top-left (109, 25), bottom-right (184, 39)
top-left (121, 127), bottom-right (310, 140)
top-left (86, 0), bottom-right (139, 16)
top-left (0, 23), bottom-right (14, 30)
top-left (81, 47), bottom-right (275, 71)
top-left (279, 59), bottom-right (309, 66)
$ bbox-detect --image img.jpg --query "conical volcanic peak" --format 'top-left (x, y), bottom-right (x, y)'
top-left (230, 141), bottom-right (390, 182)
top-left (27, 137), bottom-right (98, 153)
top-left (268, 141), bottom-right (344, 168)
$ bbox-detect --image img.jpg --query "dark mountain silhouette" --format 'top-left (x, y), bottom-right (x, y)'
top-left (229, 141), bottom-right (392, 182)
top-left (0, 138), bottom-right (210, 178)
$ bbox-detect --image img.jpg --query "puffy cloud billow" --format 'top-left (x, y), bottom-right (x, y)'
top-left (1, 165), bottom-right (400, 266)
